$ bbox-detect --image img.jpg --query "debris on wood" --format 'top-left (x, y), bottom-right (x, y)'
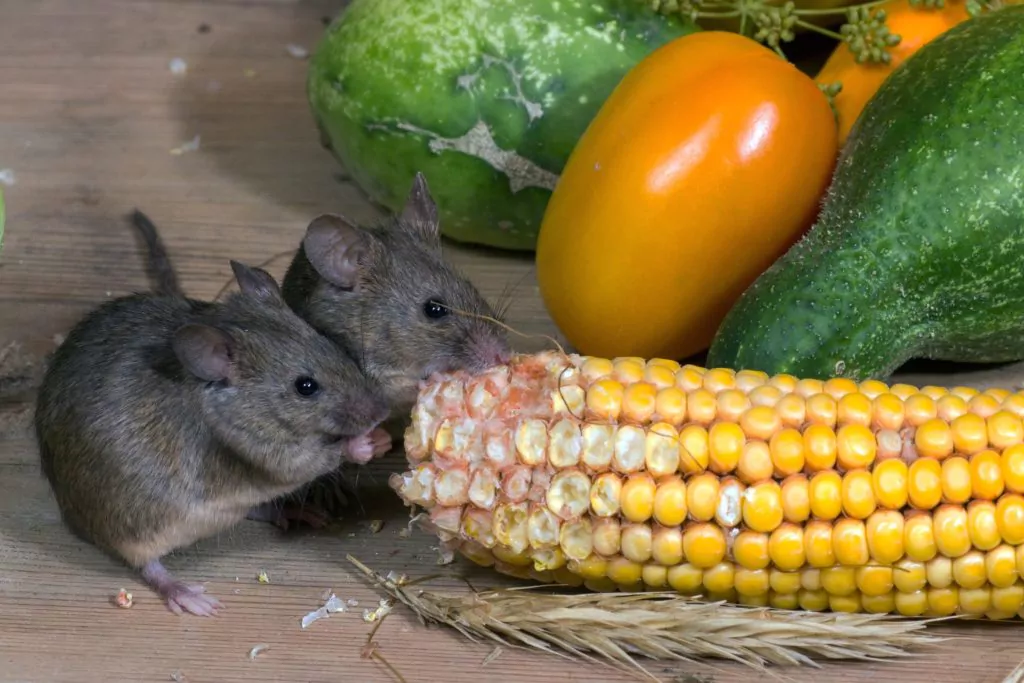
top-left (247, 644), bottom-right (270, 661)
top-left (168, 58), bottom-right (187, 75)
top-left (368, 519), bottom-right (384, 534)
top-left (170, 135), bottom-right (200, 156)
top-left (169, 671), bottom-right (187, 682)
top-left (0, 169), bottom-right (15, 186)
top-left (347, 598), bottom-right (359, 607)
top-left (113, 588), bottom-right (133, 608)
top-left (197, 23), bottom-right (211, 34)
top-left (243, 69), bottom-right (257, 79)
top-left (285, 44), bottom-right (309, 60)
top-left (362, 598), bottom-right (393, 623)
top-left (257, 569), bottom-right (270, 584)
top-left (300, 593), bottom-right (347, 629)
top-left (482, 646), bottom-right (503, 666)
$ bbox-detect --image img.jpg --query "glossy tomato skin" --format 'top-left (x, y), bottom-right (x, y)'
top-left (535, 31), bottom-right (838, 361)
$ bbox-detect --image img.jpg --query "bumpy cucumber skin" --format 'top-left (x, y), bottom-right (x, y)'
top-left (307, 0), bottom-right (697, 251)
top-left (706, 7), bottom-right (1024, 381)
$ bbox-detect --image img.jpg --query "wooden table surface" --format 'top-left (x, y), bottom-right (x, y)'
top-left (2, 1), bottom-right (1023, 681)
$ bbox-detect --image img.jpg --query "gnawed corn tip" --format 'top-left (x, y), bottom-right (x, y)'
top-left (391, 351), bottom-right (1024, 618)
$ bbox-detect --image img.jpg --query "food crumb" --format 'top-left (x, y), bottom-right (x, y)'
top-left (0, 169), bottom-right (15, 186)
top-left (244, 68), bottom-right (257, 78)
top-left (362, 598), bottom-right (392, 623)
top-left (346, 598), bottom-right (359, 607)
top-left (169, 134), bottom-right (201, 156)
top-left (197, 23), bottom-right (212, 34)
top-left (113, 588), bottom-right (133, 608)
top-left (285, 44), bottom-right (309, 60)
top-left (247, 643), bottom-right (270, 660)
top-left (169, 58), bottom-right (187, 75)
top-left (398, 527), bottom-right (411, 538)
top-left (257, 569), bottom-right (270, 584)
top-left (300, 593), bottom-right (347, 629)
top-left (170, 671), bottom-right (187, 682)
top-left (482, 646), bottom-right (503, 666)
top-left (368, 519), bottom-right (384, 534)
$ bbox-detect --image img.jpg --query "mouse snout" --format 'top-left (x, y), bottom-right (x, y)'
top-left (335, 392), bottom-right (390, 436)
top-left (471, 334), bottom-right (512, 368)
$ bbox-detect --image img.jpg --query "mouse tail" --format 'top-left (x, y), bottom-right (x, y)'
top-left (131, 209), bottom-right (183, 297)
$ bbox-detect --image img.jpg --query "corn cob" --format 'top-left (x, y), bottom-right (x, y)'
top-left (391, 351), bottom-right (1024, 619)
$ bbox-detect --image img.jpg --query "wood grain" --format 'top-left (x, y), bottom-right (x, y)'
top-left (1, 2), bottom-right (1023, 681)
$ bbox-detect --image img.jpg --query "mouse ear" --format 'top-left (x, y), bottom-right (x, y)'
top-left (302, 214), bottom-right (367, 290)
top-left (230, 260), bottom-right (284, 303)
top-left (399, 172), bottom-right (440, 241)
top-left (173, 324), bottom-right (234, 382)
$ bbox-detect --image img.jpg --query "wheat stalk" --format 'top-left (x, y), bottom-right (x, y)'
top-left (346, 555), bottom-right (953, 681)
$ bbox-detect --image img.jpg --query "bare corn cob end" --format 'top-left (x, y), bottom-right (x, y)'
top-left (390, 351), bottom-right (1024, 619)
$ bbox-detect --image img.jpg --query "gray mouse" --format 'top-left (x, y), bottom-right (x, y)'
top-left (35, 218), bottom-right (392, 616)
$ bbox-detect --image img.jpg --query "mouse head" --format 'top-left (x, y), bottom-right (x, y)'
top-left (287, 173), bottom-right (512, 410)
top-left (172, 261), bottom-right (390, 448)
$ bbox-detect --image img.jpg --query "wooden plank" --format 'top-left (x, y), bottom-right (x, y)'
top-left (1, 1), bottom-right (1023, 681)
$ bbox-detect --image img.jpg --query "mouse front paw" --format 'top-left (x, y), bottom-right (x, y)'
top-left (369, 427), bottom-right (393, 457)
top-left (343, 428), bottom-right (391, 465)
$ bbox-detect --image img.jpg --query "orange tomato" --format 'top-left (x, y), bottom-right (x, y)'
top-left (535, 31), bottom-right (837, 361)
top-left (815, 0), bottom-right (976, 145)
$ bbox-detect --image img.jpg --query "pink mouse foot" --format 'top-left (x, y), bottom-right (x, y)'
top-left (246, 501), bottom-right (331, 531)
top-left (369, 427), bottom-right (393, 457)
top-left (344, 433), bottom-right (376, 465)
top-left (140, 560), bottom-right (222, 617)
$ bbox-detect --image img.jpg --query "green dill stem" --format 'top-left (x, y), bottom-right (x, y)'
top-left (792, 20), bottom-right (846, 39)
top-left (790, 0), bottom-right (894, 14)
top-left (694, 9), bottom-right (746, 16)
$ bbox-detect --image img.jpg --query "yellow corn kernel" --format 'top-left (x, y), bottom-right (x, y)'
top-left (620, 524), bottom-right (653, 563)
top-left (968, 500), bottom-right (1001, 551)
top-left (969, 393), bottom-right (1001, 419)
top-left (654, 387), bottom-right (687, 426)
top-left (749, 384), bottom-right (783, 408)
top-left (580, 357), bottom-right (614, 383)
top-left (803, 424), bottom-right (838, 473)
top-left (717, 389), bottom-right (752, 423)
top-left (641, 563), bottom-right (668, 588)
top-left (607, 556), bottom-right (643, 585)
top-left (989, 411), bottom-right (1024, 450)
top-left (934, 504), bottom-right (971, 558)
top-left (895, 590), bottom-right (929, 616)
top-left (781, 474), bottom-right (810, 523)
top-left (795, 378), bottom-right (825, 398)
top-left (893, 558), bottom-right (927, 593)
top-left (734, 568), bottom-right (770, 596)
top-left (856, 565), bottom-right (894, 597)
top-left (770, 373), bottom-right (799, 393)
top-left (858, 379), bottom-right (889, 399)
top-left (801, 568), bottom-right (822, 591)
top-left (769, 591), bottom-right (800, 610)
top-left (742, 480), bottom-right (784, 533)
top-left (806, 393), bottom-right (838, 428)
top-left (769, 428), bottom-right (805, 477)
top-left (687, 388), bottom-right (717, 425)
top-left (804, 520), bottom-right (837, 568)
top-left (908, 457), bottom-right (943, 510)
top-left (613, 357), bottom-right (646, 383)
top-left (996, 493), bottom-right (1024, 544)
top-left (708, 422), bottom-right (745, 475)
top-left (832, 518), bottom-right (869, 566)
top-left (592, 517), bottom-right (620, 556)
top-left (952, 412), bottom-right (988, 454)
top-left (959, 586), bottom-right (992, 615)
top-left (767, 523), bottom-right (805, 572)
top-left (916, 418), bottom-right (954, 460)
top-left (889, 384), bottom-right (918, 400)
top-left (938, 394), bottom-right (969, 423)
top-left (645, 362), bottom-right (678, 389)
top-left (991, 583), bottom-right (1024, 614)
top-left (799, 588), bottom-right (830, 611)
top-left (702, 562), bottom-right (736, 593)
top-left (769, 568), bottom-right (802, 595)
top-left (776, 393), bottom-right (807, 427)
top-left (1002, 444), bottom-right (1024, 494)
top-left (740, 405), bottom-right (782, 441)
top-left (685, 472), bottom-right (720, 522)
top-left (905, 394), bottom-right (938, 427)
top-left (987, 545), bottom-right (1019, 588)
top-left (652, 475), bottom-right (687, 527)
top-left (841, 469), bottom-right (877, 519)
top-left (970, 450), bottom-right (1005, 501)
top-left (809, 470), bottom-right (843, 520)
top-left (682, 523), bottom-right (726, 568)
top-left (904, 512), bottom-right (938, 562)
top-left (620, 473), bottom-right (656, 523)
top-left (926, 556), bottom-right (953, 588)
top-left (862, 592), bottom-right (897, 614)
top-left (733, 530), bottom-right (770, 570)
top-left (587, 378), bottom-right (624, 420)
top-left (678, 424), bottom-right (710, 475)
top-left (941, 456), bottom-right (973, 504)
top-left (872, 393), bottom-right (905, 430)
top-left (921, 385), bottom-right (949, 400)
top-left (1003, 393), bottom-right (1024, 418)
top-left (829, 592), bottom-right (863, 613)
top-left (866, 510), bottom-right (905, 564)
top-left (836, 424), bottom-right (877, 471)
top-left (675, 365), bottom-right (705, 391)
top-left (622, 381), bottom-right (657, 423)
top-left (652, 527), bottom-right (683, 565)
top-left (873, 458), bottom-right (909, 509)
top-left (736, 440), bottom-right (774, 485)
top-left (572, 555), bottom-right (608, 580)
top-left (837, 391), bottom-right (873, 427)
top-left (952, 550), bottom-right (987, 589)
top-left (702, 367), bottom-right (736, 393)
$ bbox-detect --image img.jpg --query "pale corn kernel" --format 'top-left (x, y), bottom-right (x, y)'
top-left (675, 366), bottom-right (706, 392)
top-left (934, 504), bottom-right (971, 558)
top-left (734, 369), bottom-right (769, 392)
top-left (969, 393), bottom-right (1001, 418)
top-left (643, 364), bottom-right (677, 390)
top-left (548, 419), bottom-right (582, 469)
top-left (1001, 444), bottom-right (1024, 493)
top-left (908, 457), bottom-right (943, 510)
top-left (685, 473), bottom-right (720, 522)
top-left (832, 518), bottom-right (870, 566)
top-left (532, 548), bottom-right (566, 571)
top-left (872, 393), bottom-right (906, 431)
top-left (653, 475), bottom-right (687, 527)
top-left (769, 591), bottom-right (800, 610)
top-left (905, 394), bottom-right (938, 426)
top-left (856, 565), bottom-right (894, 597)
top-left (840, 469), bottom-right (877, 519)
top-left (950, 386), bottom-right (980, 400)
top-left (652, 527), bottom-right (684, 565)
top-left (862, 592), bottom-right (897, 614)
top-left (612, 472), bottom-right (657, 526)
top-left (893, 559), bottom-right (927, 593)
top-left (737, 481), bottom-right (782, 534)
top-left (716, 477), bottom-right (745, 528)
top-left (483, 426), bottom-right (516, 469)
top-left (916, 418), bottom-right (954, 460)
top-left (678, 424), bottom-right (710, 474)
top-left (876, 428), bottom-right (903, 461)
top-left (769, 428), bottom-right (805, 477)
top-left (808, 470), bottom-right (843, 520)
top-left (959, 586), bottom-right (992, 615)
top-left (820, 566), bottom-right (856, 596)
top-left (767, 523), bottom-right (805, 571)
top-left (462, 508), bottom-right (497, 547)
top-left (612, 425), bottom-right (646, 473)
top-left (837, 392), bottom-right (873, 426)
top-left (873, 458), bottom-right (909, 510)
top-left (992, 583), bottom-right (1024, 614)
top-left (797, 569), bottom-right (820, 592)
top-left (434, 468), bottom-right (471, 506)
top-left (587, 378), bottom-right (625, 420)
top-left (654, 387), bottom-right (687, 425)
top-left (996, 493), bottom-right (1024, 544)
top-left (546, 470), bottom-right (591, 521)
top-left (468, 466), bottom-right (499, 509)
top-left (795, 378), bottom-right (825, 398)
top-left (941, 456), bottom-right (972, 504)
top-left (612, 358), bottom-right (646, 384)
top-left (769, 373), bottom-right (799, 393)
top-left (552, 384), bottom-right (586, 419)
top-left (647, 358), bottom-right (682, 372)
top-left (805, 393), bottom-right (838, 428)
top-left (971, 450), bottom-right (1005, 501)
top-left (459, 541), bottom-right (495, 567)
top-left (606, 556), bottom-right (643, 585)
top-left (889, 383), bottom-right (919, 400)
top-left (968, 500), bottom-right (1001, 550)
top-left (591, 517), bottom-right (621, 556)
top-left (866, 509), bottom-right (905, 564)
top-left (733, 568), bottom-right (770, 596)
top-left (803, 424), bottom-right (838, 472)
top-left (571, 555), bottom-right (609, 580)
top-left (642, 564), bottom-right (669, 588)
top-left (1002, 393), bottom-right (1024, 418)
top-left (733, 530), bottom-right (770, 570)
top-left (682, 523), bottom-right (727, 568)
top-left (749, 385), bottom-right (783, 407)
top-left (393, 463), bottom-right (436, 507)
top-left (937, 394), bottom-right (969, 423)
top-left (769, 569), bottom-right (802, 594)
top-left (493, 502), bottom-right (530, 554)
top-left (904, 512), bottom-right (938, 562)
top-left (516, 419), bottom-right (549, 466)
top-left (666, 563), bottom-right (704, 594)
top-left (620, 523), bottom-right (653, 563)
top-left (736, 440), bottom-right (774, 485)
top-left (895, 590), bottom-right (929, 616)
top-left (581, 424), bottom-right (615, 472)
top-left (781, 474), bottom-right (810, 523)
top-left (836, 424), bottom-right (877, 470)
top-left (717, 389), bottom-right (752, 423)
top-left (799, 589), bottom-right (830, 611)
top-left (580, 357), bottom-right (614, 383)
top-left (501, 465), bottom-right (533, 503)
top-left (858, 379), bottom-right (889, 399)
top-left (952, 550), bottom-right (988, 589)
top-left (989, 411), bottom-right (1024, 450)
top-left (527, 505), bottom-right (562, 549)
top-left (589, 472), bottom-right (622, 517)
top-left (776, 393), bottom-right (807, 427)
top-left (645, 423), bottom-right (681, 477)
top-left (622, 381), bottom-right (658, 423)
top-left (708, 422), bottom-right (745, 474)
top-left (559, 518), bottom-right (594, 560)
top-left (987, 387), bottom-right (1012, 402)
top-left (740, 405), bottom-right (782, 441)
top-left (703, 562), bottom-right (736, 593)
top-left (702, 368), bottom-right (736, 393)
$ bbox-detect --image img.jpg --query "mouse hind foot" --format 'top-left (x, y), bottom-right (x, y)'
top-left (246, 500), bottom-right (331, 531)
top-left (140, 560), bottom-right (222, 617)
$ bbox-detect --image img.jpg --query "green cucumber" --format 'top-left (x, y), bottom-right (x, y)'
top-left (307, 0), bottom-right (698, 251)
top-left (706, 6), bottom-right (1024, 381)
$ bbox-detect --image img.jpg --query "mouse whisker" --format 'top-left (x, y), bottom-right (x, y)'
top-left (446, 306), bottom-right (568, 357)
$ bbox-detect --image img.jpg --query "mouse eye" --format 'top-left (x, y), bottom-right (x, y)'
top-left (294, 376), bottom-right (320, 397)
top-left (423, 299), bottom-right (450, 320)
